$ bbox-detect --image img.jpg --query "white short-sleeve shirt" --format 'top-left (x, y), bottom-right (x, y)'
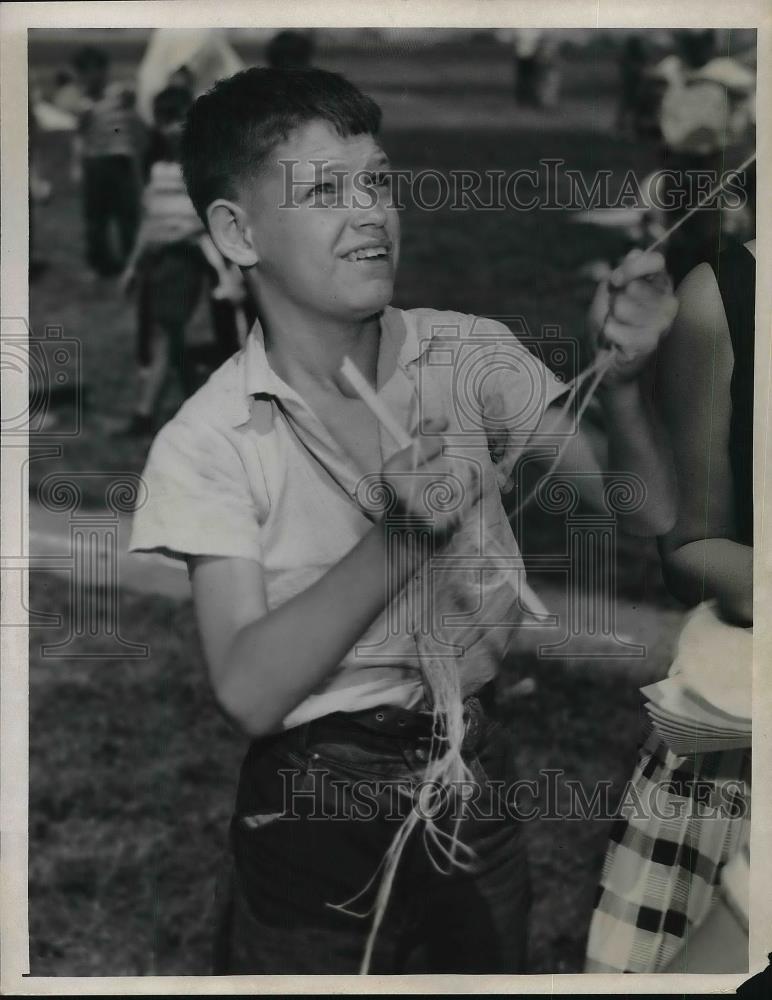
top-left (130, 305), bottom-right (567, 728)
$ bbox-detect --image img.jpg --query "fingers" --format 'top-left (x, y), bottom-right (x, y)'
top-left (603, 254), bottom-right (677, 333)
top-left (601, 317), bottom-right (658, 355)
top-left (607, 288), bottom-right (659, 326)
top-left (609, 249), bottom-right (667, 288)
top-left (606, 288), bottom-right (678, 328)
top-left (590, 250), bottom-right (678, 384)
top-left (619, 275), bottom-right (672, 307)
top-left (381, 439), bottom-right (482, 538)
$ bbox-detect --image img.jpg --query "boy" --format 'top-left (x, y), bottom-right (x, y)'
top-left (130, 68), bottom-right (677, 974)
top-left (71, 46), bottom-right (142, 277)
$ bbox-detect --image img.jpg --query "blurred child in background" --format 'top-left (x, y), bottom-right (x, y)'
top-left (119, 85), bottom-right (234, 436)
top-left (134, 29), bottom-right (254, 368)
top-left (71, 46), bottom-right (143, 278)
top-left (266, 30), bottom-right (315, 70)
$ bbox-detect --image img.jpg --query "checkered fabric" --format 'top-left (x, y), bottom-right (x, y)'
top-left (585, 725), bottom-right (750, 973)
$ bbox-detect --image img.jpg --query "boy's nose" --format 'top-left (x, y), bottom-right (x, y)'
top-left (353, 188), bottom-right (388, 228)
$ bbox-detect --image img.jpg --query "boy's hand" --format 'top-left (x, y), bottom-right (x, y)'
top-left (587, 249), bottom-right (678, 385)
top-left (379, 417), bottom-right (480, 541)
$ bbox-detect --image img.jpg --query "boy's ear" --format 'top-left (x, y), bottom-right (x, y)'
top-left (206, 200), bottom-right (259, 268)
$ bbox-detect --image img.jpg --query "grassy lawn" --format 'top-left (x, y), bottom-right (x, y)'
top-left (29, 573), bottom-right (244, 975)
top-left (27, 35), bottom-right (681, 975)
top-left (29, 570), bottom-right (682, 975)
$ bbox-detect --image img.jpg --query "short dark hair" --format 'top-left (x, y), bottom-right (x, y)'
top-left (181, 67), bottom-right (382, 221)
top-left (72, 46), bottom-right (109, 73)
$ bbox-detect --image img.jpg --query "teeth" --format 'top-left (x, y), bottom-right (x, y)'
top-left (345, 246), bottom-right (388, 261)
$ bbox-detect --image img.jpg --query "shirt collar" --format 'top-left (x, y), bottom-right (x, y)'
top-left (385, 304), bottom-right (423, 369)
top-left (231, 305), bottom-right (424, 427)
top-left (241, 315), bottom-right (290, 401)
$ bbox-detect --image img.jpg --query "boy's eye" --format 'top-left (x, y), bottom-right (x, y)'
top-left (308, 181), bottom-right (339, 202)
top-left (366, 172), bottom-right (392, 189)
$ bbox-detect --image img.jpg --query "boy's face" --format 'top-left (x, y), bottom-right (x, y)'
top-left (238, 119), bottom-right (400, 323)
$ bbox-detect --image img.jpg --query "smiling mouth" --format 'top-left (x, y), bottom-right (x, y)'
top-left (342, 246), bottom-right (391, 262)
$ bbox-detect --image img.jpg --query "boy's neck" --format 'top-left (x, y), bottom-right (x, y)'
top-left (255, 293), bottom-right (382, 395)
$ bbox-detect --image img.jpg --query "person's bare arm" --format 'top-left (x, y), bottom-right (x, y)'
top-left (189, 423), bottom-right (479, 736)
top-left (532, 379), bottom-right (677, 536)
top-left (655, 259), bottom-right (752, 625)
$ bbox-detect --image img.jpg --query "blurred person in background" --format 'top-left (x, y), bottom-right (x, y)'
top-left (536, 32), bottom-right (562, 109)
top-left (167, 64), bottom-right (196, 93)
top-left (136, 28), bottom-right (243, 125)
top-left (616, 35), bottom-right (649, 138)
top-left (136, 27), bottom-right (251, 366)
top-left (653, 29), bottom-right (755, 285)
top-left (682, 55), bottom-right (756, 245)
top-left (675, 28), bottom-right (717, 72)
top-left (29, 96), bottom-right (52, 281)
top-left (117, 85), bottom-right (213, 437)
top-left (266, 30), bottom-right (315, 70)
top-left (70, 46), bottom-right (143, 278)
top-left (512, 28), bottom-right (545, 107)
top-left (50, 68), bottom-right (83, 115)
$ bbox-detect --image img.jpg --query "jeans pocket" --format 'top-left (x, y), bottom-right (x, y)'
top-left (234, 742), bottom-right (315, 823)
top-left (306, 740), bottom-right (416, 784)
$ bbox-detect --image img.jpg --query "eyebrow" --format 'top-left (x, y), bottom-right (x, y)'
top-left (299, 152), bottom-right (391, 181)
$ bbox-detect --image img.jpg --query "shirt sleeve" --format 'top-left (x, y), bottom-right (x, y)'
top-left (472, 317), bottom-right (569, 491)
top-left (129, 416), bottom-right (264, 562)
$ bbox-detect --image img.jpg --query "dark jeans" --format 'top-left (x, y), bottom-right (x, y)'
top-left (83, 155), bottom-right (140, 276)
top-left (213, 687), bottom-right (532, 974)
